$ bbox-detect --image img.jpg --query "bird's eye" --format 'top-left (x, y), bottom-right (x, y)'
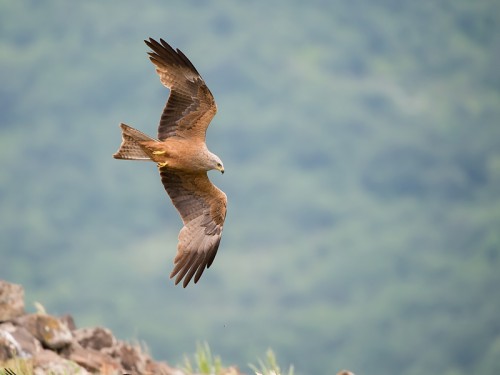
top-left (217, 163), bottom-right (222, 167)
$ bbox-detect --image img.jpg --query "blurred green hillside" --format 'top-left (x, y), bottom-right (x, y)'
top-left (1, 1), bottom-right (500, 374)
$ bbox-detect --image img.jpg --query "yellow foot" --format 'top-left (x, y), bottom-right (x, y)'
top-left (158, 162), bottom-right (168, 168)
top-left (153, 150), bottom-right (166, 155)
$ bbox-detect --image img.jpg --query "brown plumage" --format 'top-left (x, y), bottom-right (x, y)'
top-left (113, 38), bottom-right (227, 287)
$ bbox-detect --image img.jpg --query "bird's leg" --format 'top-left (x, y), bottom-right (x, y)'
top-left (158, 162), bottom-right (169, 168)
top-left (153, 150), bottom-right (166, 155)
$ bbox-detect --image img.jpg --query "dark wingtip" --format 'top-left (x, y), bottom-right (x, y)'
top-left (144, 38), bottom-right (154, 49)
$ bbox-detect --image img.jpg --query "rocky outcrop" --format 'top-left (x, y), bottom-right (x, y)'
top-left (1, 281), bottom-right (355, 375)
top-left (0, 280), bottom-right (181, 374)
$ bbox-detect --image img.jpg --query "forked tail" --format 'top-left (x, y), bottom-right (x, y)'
top-left (113, 123), bottom-right (157, 160)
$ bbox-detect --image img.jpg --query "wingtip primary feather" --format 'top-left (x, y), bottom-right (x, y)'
top-left (170, 247), bottom-right (214, 287)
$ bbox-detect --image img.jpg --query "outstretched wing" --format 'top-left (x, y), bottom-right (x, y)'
top-left (159, 168), bottom-right (227, 287)
top-left (145, 38), bottom-right (217, 141)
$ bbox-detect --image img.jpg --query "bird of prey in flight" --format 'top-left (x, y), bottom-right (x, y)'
top-left (113, 38), bottom-right (227, 287)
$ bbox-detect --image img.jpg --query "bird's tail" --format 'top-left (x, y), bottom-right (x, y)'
top-left (113, 123), bottom-right (157, 160)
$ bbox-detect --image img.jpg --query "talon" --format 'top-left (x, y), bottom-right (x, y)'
top-left (153, 150), bottom-right (166, 155)
top-left (158, 162), bottom-right (168, 168)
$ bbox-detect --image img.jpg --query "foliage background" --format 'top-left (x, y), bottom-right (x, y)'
top-left (1, 1), bottom-right (500, 374)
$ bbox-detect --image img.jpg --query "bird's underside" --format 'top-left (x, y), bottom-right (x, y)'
top-left (113, 38), bottom-right (227, 287)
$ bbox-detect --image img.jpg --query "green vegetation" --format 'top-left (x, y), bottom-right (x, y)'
top-left (183, 342), bottom-right (224, 375)
top-left (181, 343), bottom-right (295, 375)
top-left (1, 1), bottom-right (499, 374)
top-left (249, 349), bottom-right (294, 375)
top-left (0, 358), bottom-right (32, 375)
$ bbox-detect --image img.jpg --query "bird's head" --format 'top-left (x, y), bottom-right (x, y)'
top-left (215, 160), bottom-right (225, 174)
top-left (216, 163), bottom-right (224, 174)
top-left (210, 153), bottom-right (224, 174)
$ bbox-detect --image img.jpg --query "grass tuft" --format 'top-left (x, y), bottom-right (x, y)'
top-left (249, 349), bottom-right (294, 375)
top-left (0, 358), bottom-right (33, 375)
top-left (182, 341), bottom-right (223, 375)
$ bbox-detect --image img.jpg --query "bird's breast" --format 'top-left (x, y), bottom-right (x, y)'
top-left (160, 139), bottom-right (209, 172)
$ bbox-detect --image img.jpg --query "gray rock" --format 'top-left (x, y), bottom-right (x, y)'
top-left (105, 341), bottom-right (147, 374)
top-left (59, 314), bottom-right (77, 331)
top-left (0, 280), bottom-right (25, 321)
top-left (68, 343), bottom-right (121, 374)
top-left (0, 322), bottom-right (41, 360)
top-left (74, 326), bottom-right (116, 350)
top-left (15, 314), bottom-right (73, 350)
top-left (34, 348), bottom-right (90, 375)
